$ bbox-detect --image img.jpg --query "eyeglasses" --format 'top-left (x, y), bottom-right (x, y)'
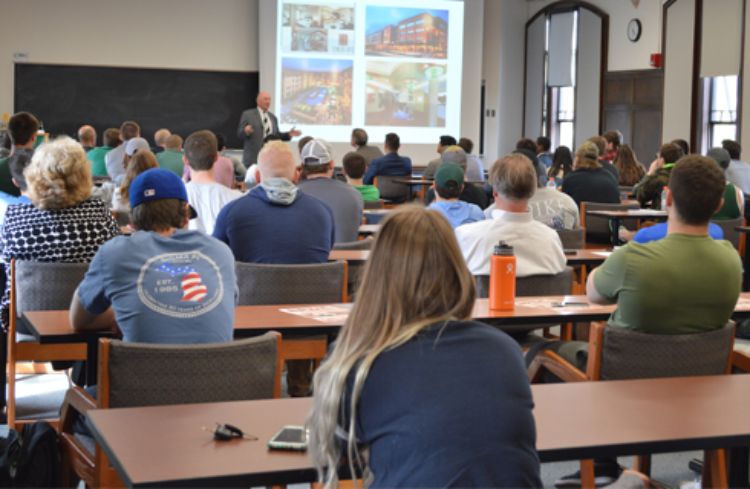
top-left (203, 423), bottom-right (258, 441)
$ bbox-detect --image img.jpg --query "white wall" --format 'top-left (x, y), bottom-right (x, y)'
top-left (482, 0), bottom-right (527, 161)
top-left (526, 0), bottom-right (663, 72)
top-left (0, 0), bottom-right (259, 120)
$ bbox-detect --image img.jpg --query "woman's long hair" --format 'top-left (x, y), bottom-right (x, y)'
top-left (307, 206), bottom-right (476, 488)
top-left (119, 150), bottom-right (159, 203)
top-left (548, 145), bottom-right (573, 179)
top-left (614, 144), bottom-right (645, 186)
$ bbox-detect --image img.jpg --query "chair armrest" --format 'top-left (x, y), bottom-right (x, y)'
top-left (528, 350), bottom-right (589, 383)
top-left (732, 349), bottom-right (750, 372)
top-left (59, 386), bottom-right (96, 434)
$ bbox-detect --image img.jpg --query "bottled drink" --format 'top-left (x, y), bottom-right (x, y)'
top-left (489, 241), bottom-right (516, 310)
top-left (546, 177), bottom-right (557, 190)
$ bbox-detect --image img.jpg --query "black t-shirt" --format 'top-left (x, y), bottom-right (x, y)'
top-left (342, 320), bottom-right (541, 488)
top-left (562, 168), bottom-right (620, 205)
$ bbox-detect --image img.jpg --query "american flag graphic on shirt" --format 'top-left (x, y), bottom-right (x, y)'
top-left (156, 263), bottom-right (208, 302)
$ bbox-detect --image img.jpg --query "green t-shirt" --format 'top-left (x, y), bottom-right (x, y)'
top-left (156, 149), bottom-right (185, 177)
top-left (87, 146), bottom-right (113, 178)
top-left (354, 184), bottom-right (380, 202)
top-left (594, 233), bottom-right (741, 334)
top-left (0, 157), bottom-right (20, 197)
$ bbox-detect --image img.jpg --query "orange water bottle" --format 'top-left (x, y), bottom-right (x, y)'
top-left (489, 241), bottom-right (516, 310)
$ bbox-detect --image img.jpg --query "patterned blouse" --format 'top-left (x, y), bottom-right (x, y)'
top-left (0, 197), bottom-right (120, 328)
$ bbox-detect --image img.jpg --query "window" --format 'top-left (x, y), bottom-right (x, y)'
top-left (545, 11), bottom-right (577, 149)
top-left (707, 75), bottom-right (738, 148)
top-left (556, 86), bottom-right (575, 149)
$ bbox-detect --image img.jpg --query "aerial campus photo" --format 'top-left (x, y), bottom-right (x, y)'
top-left (280, 58), bottom-right (353, 125)
top-left (365, 6), bottom-right (449, 59)
top-left (281, 3), bottom-right (355, 55)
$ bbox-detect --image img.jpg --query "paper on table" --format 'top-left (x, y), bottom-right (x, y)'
top-left (279, 304), bottom-right (354, 323)
top-left (592, 251), bottom-right (612, 257)
top-left (626, 209), bottom-right (667, 216)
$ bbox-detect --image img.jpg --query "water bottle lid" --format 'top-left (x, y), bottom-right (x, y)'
top-left (493, 241), bottom-right (514, 255)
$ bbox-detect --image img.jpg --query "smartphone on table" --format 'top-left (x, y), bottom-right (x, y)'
top-left (268, 425), bottom-right (308, 451)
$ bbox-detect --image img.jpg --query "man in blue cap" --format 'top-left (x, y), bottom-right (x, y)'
top-left (70, 168), bottom-right (237, 344)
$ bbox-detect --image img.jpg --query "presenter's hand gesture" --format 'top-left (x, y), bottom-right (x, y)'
top-left (289, 126), bottom-right (302, 137)
top-left (244, 124), bottom-right (254, 136)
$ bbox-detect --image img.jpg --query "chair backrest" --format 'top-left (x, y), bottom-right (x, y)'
top-left (99, 332), bottom-right (282, 408)
top-left (711, 217), bottom-right (744, 250)
top-left (13, 261), bottom-right (89, 317)
top-left (596, 322), bottom-right (735, 381)
top-left (474, 267), bottom-right (574, 299)
top-left (581, 201), bottom-right (639, 243)
top-left (333, 238), bottom-right (374, 251)
top-left (235, 261), bottom-right (346, 305)
top-left (374, 176), bottom-right (410, 203)
top-left (364, 199), bottom-right (385, 210)
top-left (556, 228), bottom-right (585, 249)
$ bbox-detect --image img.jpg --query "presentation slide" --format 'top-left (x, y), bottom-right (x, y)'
top-left (276, 0), bottom-right (464, 144)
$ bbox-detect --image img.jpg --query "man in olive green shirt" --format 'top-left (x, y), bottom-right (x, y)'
top-left (587, 154), bottom-right (741, 336)
top-left (156, 134), bottom-right (185, 177)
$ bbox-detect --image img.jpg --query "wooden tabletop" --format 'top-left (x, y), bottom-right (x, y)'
top-left (329, 249), bottom-right (611, 266)
top-left (23, 293), bottom-right (750, 343)
top-left (357, 224), bottom-right (379, 235)
top-left (587, 209), bottom-right (667, 218)
top-left (88, 374), bottom-right (750, 487)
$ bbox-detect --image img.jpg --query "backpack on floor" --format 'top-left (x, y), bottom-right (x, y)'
top-left (0, 421), bottom-right (61, 487)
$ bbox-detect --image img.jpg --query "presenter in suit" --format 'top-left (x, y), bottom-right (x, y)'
top-left (237, 91), bottom-right (301, 168)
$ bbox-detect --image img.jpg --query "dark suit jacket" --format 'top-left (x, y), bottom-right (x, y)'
top-left (237, 108), bottom-right (290, 167)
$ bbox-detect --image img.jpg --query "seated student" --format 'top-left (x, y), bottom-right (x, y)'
top-left (183, 134), bottom-right (236, 190)
top-left (106, 121), bottom-right (140, 185)
top-left (547, 145), bottom-right (573, 186)
top-left (0, 132), bottom-right (10, 160)
top-left (588, 135), bottom-right (620, 181)
top-left (71, 168), bottom-right (236, 344)
top-left (298, 139), bottom-right (363, 244)
top-left (308, 206), bottom-right (541, 488)
top-left (351, 128), bottom-right (383, 166)
top-left (515, 139), bottom-right (548, 187)
top-left (1, 137), bottom-right (120, 332)
top-left (0, 152), bottom-right (33, 226)
top-left (562, 141), bottom-right (620, 206)
top-left (613, 144), bottom-right (645, 187)
top-left (112, 149), bottom-right (159, 215)
top-left (0, 112), bottom-right (40, 197)
top-left (156, 134), bottom-right (185, 177)
top-left (342, 151), bottom-right (380, 202)
top-left (536, 136), bottom-right (553, 169)
top-left (428, 163), bottom-right (484, 228)
top-left (77, 125), bottom-right (96, 152)
top-left (635, 142), bottom-right (684, 208)
top-left (152, 128), bottom-right (171, 154)
top-left (426, 147), bottom-right (489, 209)
top-left (631, 221), bottom-right (724, 244)
top-left (363, 132), bottom-right (412, 184)
top-left (87, 128), bottom-right (121, 178)
top-left (183, 130), bottom-right (242, 235)
top-left (456, 153), bottom-right (566, 276)
top-left (423, 135), bottom-right (457, 180)
top-left (213, 140), bottom-right (334, 264)
top-left (707, 147), bottom-right (744, 220)
top-left (458, 137), bottom-right (486, 182)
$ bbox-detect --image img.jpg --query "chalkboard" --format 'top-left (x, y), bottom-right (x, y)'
top-left (14, 63), bottom-right (259, 148)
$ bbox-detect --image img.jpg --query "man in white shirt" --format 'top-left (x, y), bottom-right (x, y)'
top-left (184, 130), bottom-right (242, 235)
top-left (456, 153), bottom-right (566, 277)
top-left (105, 120), bottom-right (140, 185)
top-left (722, 139), bottom-right (750, 196)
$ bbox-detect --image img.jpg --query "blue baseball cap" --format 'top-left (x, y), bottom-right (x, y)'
top-left (129, 168), bottom-right (196, 218)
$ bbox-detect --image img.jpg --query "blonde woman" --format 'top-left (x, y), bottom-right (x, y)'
top-left (0, 137), bottom-right (119, 331)
top-left (561, 141), bottom-right (620, 206)
top-left (308, 206), bottom-right (541, 488)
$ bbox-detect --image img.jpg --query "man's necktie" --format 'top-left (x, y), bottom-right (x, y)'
top-left (263, 112), bottom-right (271, 138)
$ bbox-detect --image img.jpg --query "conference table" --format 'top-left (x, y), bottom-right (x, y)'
top-left (21, 294), bottom-right (750, 385)
top-left (86, 374), bottom-right (750, 487)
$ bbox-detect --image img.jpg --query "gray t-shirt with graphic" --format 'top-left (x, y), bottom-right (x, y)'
top-left (78, 229), bottom-right (237, 344)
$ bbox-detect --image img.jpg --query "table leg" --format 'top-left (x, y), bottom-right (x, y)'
top-left (86, 338), bottom-right (98, 386)
top-left (729, 447), bottom-right (750, 488)
top-left (744, 238), bottom-right (750, 292)
top-left (611, 217), bottom-right (622, 247)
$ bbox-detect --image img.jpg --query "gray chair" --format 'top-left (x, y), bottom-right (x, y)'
top-left (7, 260), bottom-right (90, 428)
top-left (556, 227), bottom-right (585, 249)
top-left (374, 176), bottom-right (410, 203)
top-left (581, 201), bottom-right (639, 245)
top-left (364, 199), bottom-right (385, 210)
top-left (333, 238), bottom-right (374, 251)
top-left (711, 217), bottom-right (744, 250)
top-left (58, 333), bottom-right (282, 487)
top-left (235, 261), bottom-right (347, 306)
top-left (235, 261), bottom-right (347, 394)
top-left (475, 267), bottom-right (574, 335)
top-left (333, 239), bottom-right (373, 297)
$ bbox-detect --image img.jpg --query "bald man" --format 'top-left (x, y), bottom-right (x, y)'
top-left (236, 91), bottom-right (301, 167)
top-left (152, 128), bottom-right (171, 154)
top-left (212, 140), bottom-right (334, 264)
top-left (78, 125), bottom-right (96, 152)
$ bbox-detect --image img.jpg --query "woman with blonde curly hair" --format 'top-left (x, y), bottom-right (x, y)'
top-left (308, 206), bottom-right (541, 488)
top-left (1, 136), bottom-right (119, 331)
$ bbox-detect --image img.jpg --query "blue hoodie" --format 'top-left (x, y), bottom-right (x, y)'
top-left (429, 200), bottom-right (486, 229)
top-left (212, 185), bottom-right (335, 263)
